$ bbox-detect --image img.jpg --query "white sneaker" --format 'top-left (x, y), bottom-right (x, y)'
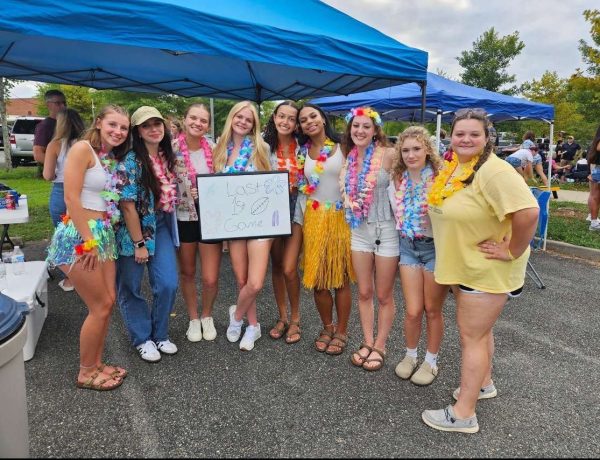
top-left (590, 220), bottom-right (600, 232)
top-left (186, 319), bottom-right (203, 342)
top-left (155, 339), bottom-right (178, 355)
top-left (136, 340), bottom-right (161, 362)
top-left (586, 213), bottom-right (592, 222)
top-left (201, 316), bottom-right (217, 341)
top-left (226, 305), bottom-right (243, 343)
top-left (239, 324), bottom-right (261, 351)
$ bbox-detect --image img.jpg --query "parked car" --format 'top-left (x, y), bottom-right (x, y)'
top-left (9, 116), bottom-right (44, 167)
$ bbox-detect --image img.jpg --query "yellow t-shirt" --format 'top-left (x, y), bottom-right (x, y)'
top-left (428, 154), bottom-right (539, 293)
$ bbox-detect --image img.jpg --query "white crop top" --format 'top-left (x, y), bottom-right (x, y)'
top-left (80, 141), bottom-right (108, 212)
top-left (304, 144), bottom-right (344, 203)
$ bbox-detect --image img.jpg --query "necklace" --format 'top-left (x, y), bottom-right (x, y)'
top-left (149, 150), bottom-right (177, 212)
top-left (427, 152), bottom-right (479, 206)
top-left (297, 138), bottom-right (335, 195)
top-left (178, 133), bottom-right (213, 180)
top-left (276, 140), bottom-right (299, 189)
top-left (395, 165), bottom-right (434, 238)
top-left (224, 136), bottom-right (253, 173)
top-left (98, 146), bottom-right (121, 225)
top-left (342, 142), bottom-right (384, 229)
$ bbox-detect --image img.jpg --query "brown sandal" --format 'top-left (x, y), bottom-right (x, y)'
top-left (362, 347), bottom-right (386, 372)
top-left (98, 363), bottom-right (127, 380)
top-left (269, 319), bottom-right (289, 339)
top-left (285, 321), bottom-right (301, 344)
top-left (325, 333), bottom-right (348, 356)
top-left (351, 343), bottom-right (373, 367)
top-left (76, 370), bottom-right (123, 391)
top-left (314, 328), bottom-right (334, 352)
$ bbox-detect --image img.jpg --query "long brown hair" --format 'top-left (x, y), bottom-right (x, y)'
top-left (449, 108), bottom-right (494, 185)
top-left (391, 126), bottom-right (443, 182)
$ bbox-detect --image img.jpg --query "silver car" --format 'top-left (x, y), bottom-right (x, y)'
top-left (9, 117), bottom-right (44, 166)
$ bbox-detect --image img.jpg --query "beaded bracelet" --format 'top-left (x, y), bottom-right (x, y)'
top-left (75, 239), bottom-right (99, 255)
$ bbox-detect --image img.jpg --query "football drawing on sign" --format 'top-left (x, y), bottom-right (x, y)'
top-left (251, 196), bottom-right (269, 215)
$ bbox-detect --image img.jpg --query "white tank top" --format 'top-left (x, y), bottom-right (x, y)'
top-left (79, 141), bottom-right (108, 212)
top-left (304, 144), bottom-right (343, 203)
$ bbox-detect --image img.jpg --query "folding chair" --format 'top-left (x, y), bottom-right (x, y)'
top-left (526, 187), bottom-right (551, 289)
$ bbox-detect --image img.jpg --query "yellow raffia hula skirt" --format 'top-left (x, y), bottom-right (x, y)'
top-left (302, 198), bottom-right (355, 290)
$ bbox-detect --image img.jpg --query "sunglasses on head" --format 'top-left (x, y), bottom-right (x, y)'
top-left (454, 108), bottom-right (488, 118)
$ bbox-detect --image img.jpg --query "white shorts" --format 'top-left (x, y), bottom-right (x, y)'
top-left (351, 219), bottom-right (399, 257)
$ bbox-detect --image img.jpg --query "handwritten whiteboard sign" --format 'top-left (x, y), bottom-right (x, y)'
top-left (196, 171), bottom-right (291, 241)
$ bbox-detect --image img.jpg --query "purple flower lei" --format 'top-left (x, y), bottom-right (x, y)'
top-left (224, 136), bottom-right (254, 173)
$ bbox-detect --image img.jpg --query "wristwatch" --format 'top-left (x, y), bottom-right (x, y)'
top-left (133, 239), bottom-right (146, 249)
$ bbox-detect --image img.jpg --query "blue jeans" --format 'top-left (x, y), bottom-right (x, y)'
top-left (49, 182), bottom-right (67, 227)
top-left (117, 212), bottom-right (178, 347)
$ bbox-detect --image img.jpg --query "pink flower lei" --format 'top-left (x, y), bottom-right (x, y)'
top-left (149, 150), bottom-right (178, 213)
top-left (394, 165), bottom-right (434, 239)
top-left (177, 133), bottom-right (214, 181)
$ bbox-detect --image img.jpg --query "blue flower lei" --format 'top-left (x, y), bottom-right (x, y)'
top-left (395, 165), bottom-right (434, 239)
top-left (224, 136), bottom-right (254, 173)
top-left (344, 142), bottom-right (376, 229)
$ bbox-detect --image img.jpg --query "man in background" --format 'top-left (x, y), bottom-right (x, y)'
top-left (33, 89), bottom-right (66, 163)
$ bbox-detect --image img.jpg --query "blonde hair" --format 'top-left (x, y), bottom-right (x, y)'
top-left (213, 101), bottom-right (271, 172)
top-left (82, 104), bottom-right (130, 156)
top-left (391, 126), bottom-right (443, 182)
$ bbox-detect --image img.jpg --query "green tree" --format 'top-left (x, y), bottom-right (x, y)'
top-left (579, 9), bottom-right (600, 76)
top-left (1, 78), bottom-right (18, 170)
top-left (457, 27), bottom-right (525, 94)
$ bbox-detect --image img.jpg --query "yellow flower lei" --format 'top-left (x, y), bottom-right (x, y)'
top-left (427, 152), bottom-right (480, 206)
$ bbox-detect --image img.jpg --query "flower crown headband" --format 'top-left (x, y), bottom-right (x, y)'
top-left (344, 107), bottom-right (383, 126)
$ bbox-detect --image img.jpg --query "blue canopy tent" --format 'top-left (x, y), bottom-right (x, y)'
top-left (312, 72), bottom-right (554, 122)
top-left (0, 0), bottom-right (428, 102)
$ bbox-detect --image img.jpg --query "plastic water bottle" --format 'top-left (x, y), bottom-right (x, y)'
top-left (11, 246), bottom-right (25, 275)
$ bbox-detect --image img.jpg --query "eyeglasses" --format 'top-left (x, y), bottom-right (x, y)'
top-left (454, 108), bottom-right (487, 118)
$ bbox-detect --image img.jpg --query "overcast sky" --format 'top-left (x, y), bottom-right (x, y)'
top-left (323, 0), bottom-right (595, 84)
top-left (9, 0), bottom-right (598, 98)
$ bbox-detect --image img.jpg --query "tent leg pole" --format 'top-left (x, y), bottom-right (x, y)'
top-left (435, 110), bottom-right (442, 152)
top-left (419, 81), bottom-right (427, 124)
top-left (544, 120), bottom-right (554, 251)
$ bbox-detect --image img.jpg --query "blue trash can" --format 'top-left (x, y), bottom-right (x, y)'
top-left (0, 292), bottom-right (30, 458)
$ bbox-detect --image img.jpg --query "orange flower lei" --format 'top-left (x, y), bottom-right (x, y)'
top-left (427, 152), bottom-right (480, 206)
top-left (276, 140), bottom-right (298, 189)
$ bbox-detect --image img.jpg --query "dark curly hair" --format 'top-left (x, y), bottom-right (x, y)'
top-left (297, 103), bottom-right (340, 146)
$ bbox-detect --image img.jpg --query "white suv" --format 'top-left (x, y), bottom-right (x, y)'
top-left (9, 117), bottom-right (45, 167)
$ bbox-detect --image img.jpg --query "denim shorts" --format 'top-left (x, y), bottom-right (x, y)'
top-left (351, 219), bottom-right (399, 257)
top-left (399, 236), bottom-right (436, 272)
top-left (591, 167), bottom-right (600, 183)
top-left (532, 154), bottom-right (542, 166)
top-left (506, 156), bottom-right (522, 168)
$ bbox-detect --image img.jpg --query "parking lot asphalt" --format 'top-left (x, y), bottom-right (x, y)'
top-left (19, 241), bottom-right (600, 458)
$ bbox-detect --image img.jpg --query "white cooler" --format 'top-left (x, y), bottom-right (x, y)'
top-left (2, 261), bottom-right (49, 361)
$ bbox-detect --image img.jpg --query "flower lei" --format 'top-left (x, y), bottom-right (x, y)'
top-left (276, 140), bottom-right (299, 189)
top-left (427, 152), bottom-right (480, 206)
top-left (395, 165), bottom-right (434, 239)
top-left (178, 133), bottom-right (214, 181)
top-left (98, 146), bottom-right (121, 225)
top-left (74, 238), bottom-right (98, 255)
top-left (297, 138), bottom-right (335, 195)
top-left (344, 107), bottom-right (383, 126)
top-left (342, 142), bottom-right (384, 229)
top-left (224, 136), bottom-right (254, 173)
top-left (149, 150), bottom-right (178, 213)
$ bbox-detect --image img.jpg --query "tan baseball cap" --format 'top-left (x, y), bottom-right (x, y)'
top-left (130, 106), bottom-right (164, 127)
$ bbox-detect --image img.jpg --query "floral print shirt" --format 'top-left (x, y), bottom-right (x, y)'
top-left (115, 150), bottom-right (156, 256)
